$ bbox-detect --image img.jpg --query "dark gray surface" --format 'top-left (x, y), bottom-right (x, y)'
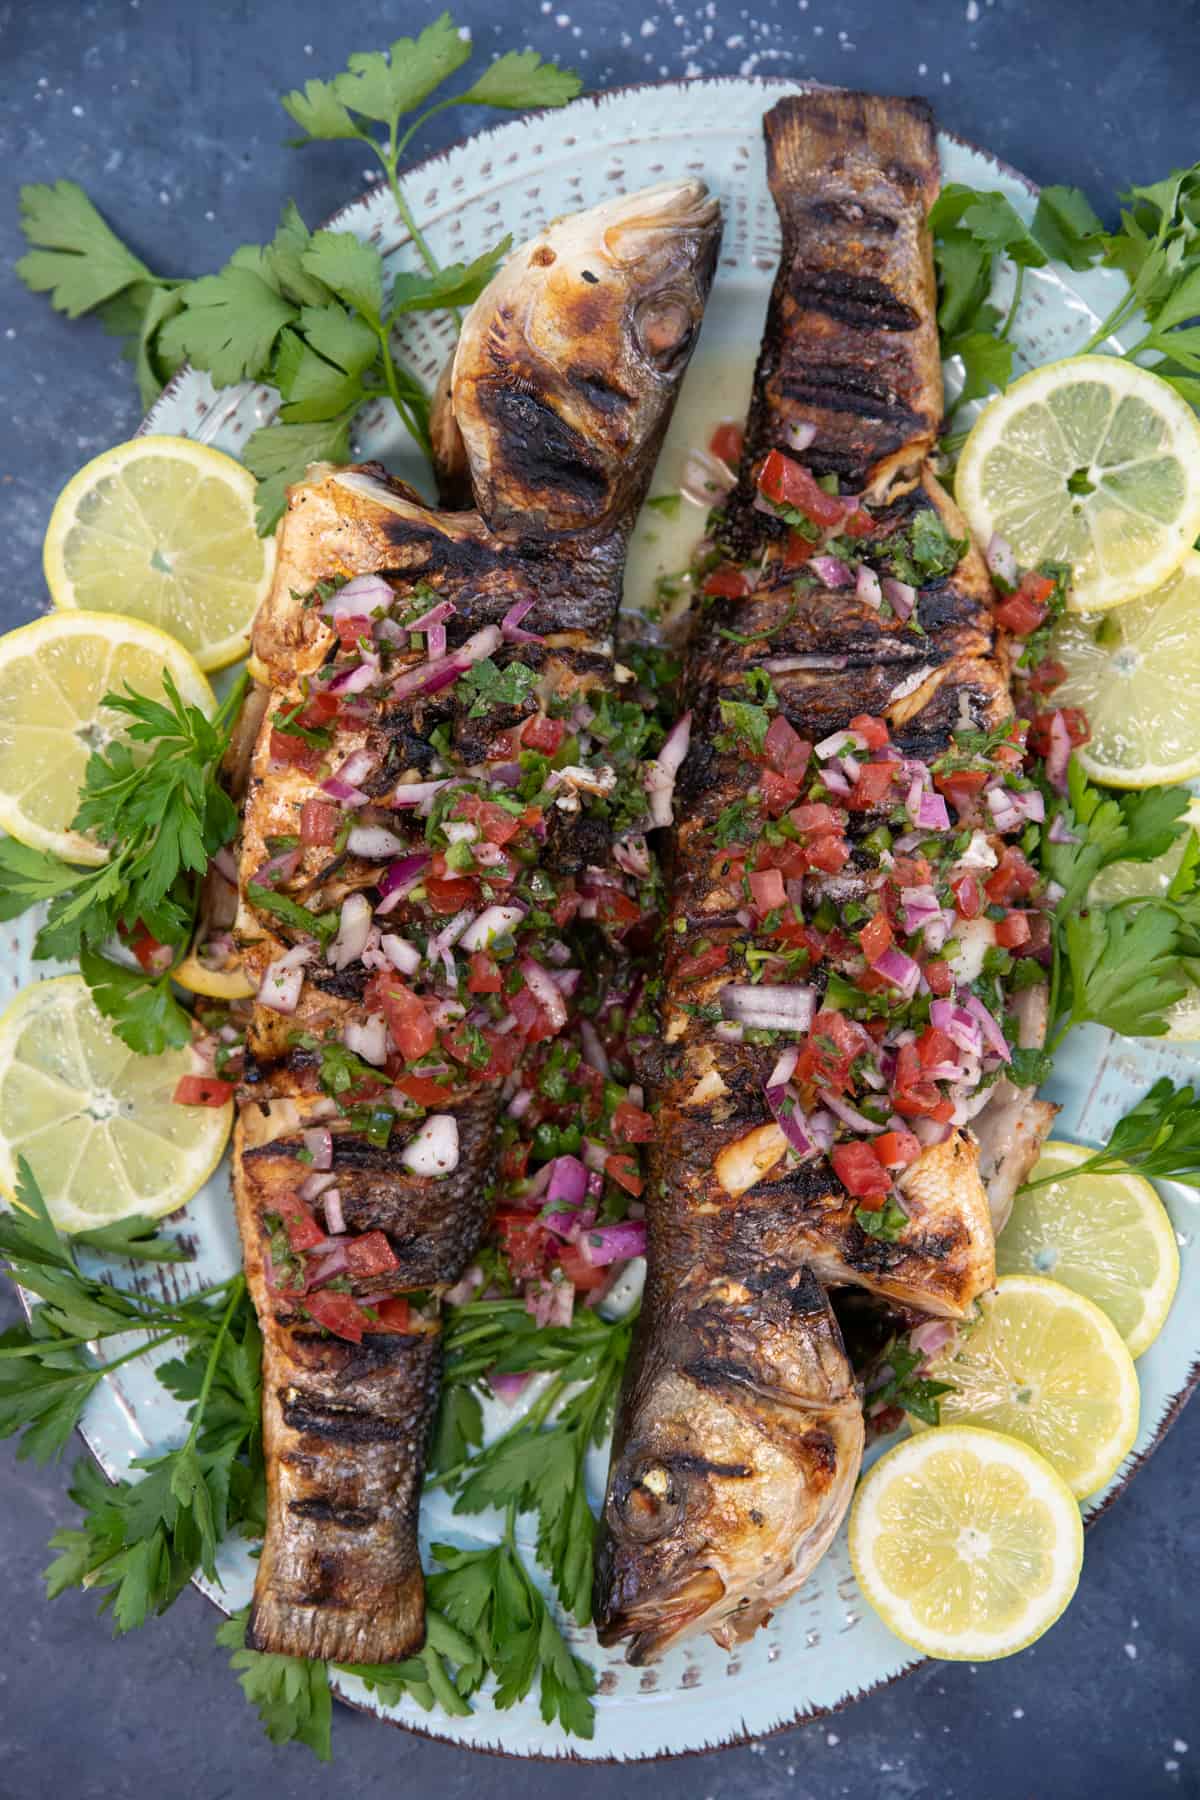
top-left (1, 0), bottom-right (1198, 1793)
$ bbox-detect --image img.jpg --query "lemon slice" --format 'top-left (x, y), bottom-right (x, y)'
top-left (0, 610), bottom-right (215, 864)
top-left (955, 356), bottom-right (1200, 613)
top-left (997, 1142), bottom-right (1180, 1358)
top-left (0, 976), bottom-right (231, 1233)
top-left (43, 435), bottom-right (275, 672)
top-left (849, 1426), bottom-right (1083, 1661)
top-left (1048, 553), bottom-right (1200, 788)
top-left (174, 945), bottom-right (254, 1001)
top-left (911, 1275), bottom-right (1140, 1499)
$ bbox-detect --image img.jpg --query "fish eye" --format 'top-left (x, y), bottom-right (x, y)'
top-left (634, 296), bottom-right (695, 368)
top-left (612, 1458), bottom-right (685, 1541)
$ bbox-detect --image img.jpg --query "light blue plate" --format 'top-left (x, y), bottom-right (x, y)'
top-left (8, 76), bottom-right (1196, 1760)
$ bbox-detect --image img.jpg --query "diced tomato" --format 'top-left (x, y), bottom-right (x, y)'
top-left (494, 1208), bottom-right (547, 1280)
top-left (468, 951), bottom-right (503, 994)
top-left (892, 1043), bottom-right (954, 1121)
top-left (364, 972), bottom-right (437, 1060)
top-left (297, 691), bottom-right (340, 729)
top-left (848, 713), bottom-right (889, 751)
top-left (984, 846), bottom-right (1039, 906)
top-left (760, 768), bottom-right (802, 816)
top-left (709, 420), bottom-right (744, 464)
top-left (796, 1009), bottom-right (864, 1092)
top-left (300, 799), bottom-right (339, 847)
top-left (750, 867), bottom-right (787, 914)
top-left (278, 1198), bottom-right (327, 1253)
top-left (128, 922), bottom-right (172, 974)
top-left (702, 564), bottom-right (755, 600)
top-left (756, 450), bottom-right (846, 527)
top-left (305, 1288), bottom-right (370, 1342)
top-left (917, 1026), bottom-right (957, 1069)
top-left (613, 1100), bottom-right (655, 1143)
top-left (676, 942), bottom-right (730, 983)
top-left (425, 874), bottom-right (478, 914)
top-left (509, 985), bottom-right (558, 1044)
top-left (995, 591), bottom-right (1049, 637)
top-left (345, 1230), bottom-right (399, 1278)
top-left (553, 1241), bottom-right (609, 1292)
top-left (788, 802), bottom-right (841, 835)
top-left (481, 1027), bottom-right (522, 1078)
top-left (1027, 657), bottom-right (1067, 695)
top-left (173, 1073), bottom-right (234, 1108)
top-left (995, 910), bottom-right (1032, 949)
top-left (368, 1296), bottom-right (412, 1333)
top-left (783, 530), bottom-right (813, 569)
top-left (872, 1129), bottom-right (922, 1170)
top-left (454, 792), bottom-right (523, 845)
top-left (595, 888), bottom-right (642, 929)
top-left (1018, 910), bottom-right (1053, 962)
top-left (520, 713), bottom-right (565, 755)
top-left (334, 614), bottom-right (372, 650)
top-left (268, 729), bottom-right (321, 770)
top-left (500, 1140), bottom-right (530, 1182)
top-left (891, 854), bottom-right (933, 889)
top-left (840, 506), bottom-right (875, 539)
top-left (605, 1153), bottom-right (643, 1196)
top-left (934, 768), bottom-right (988, 817)
top-left (1028, 707), bottom-right (1090, 756)
top-left (846, 761), bottom-right (897, 810)
top-left (923, 959), bottom-right (954, 997)
top-left (859, 912), bottom-right (894, 966)
top-left (393, 1072), bottom-right (452, 1106)
top-left (832, 1140), bottom-right (893, 1202)
top-left (951, 874), bottom-right (983, 919)
top-left (771, 915), bottom-right (825, 958)
top-left (810, 833), bottom-right (853, 875)
top-left (552, 888), bottom-right (581, 928)
top-left (764, 714), bottom-right (812, 777)
top-left (1020, 572), bottom-right (1056, 606)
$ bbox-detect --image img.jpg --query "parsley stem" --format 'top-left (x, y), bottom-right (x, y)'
top-left (998, 264), bottom-right (1025, 342)
top-left (184, 1274), bottom-right (245, 1452)
top-left (1077, 288), bottom-right (1141, 355)
top-left (425, 1372), bottom-right (570, 1492)
top-left (375, 324), bottom-right (432, 456)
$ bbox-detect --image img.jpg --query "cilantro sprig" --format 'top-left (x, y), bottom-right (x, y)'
top-left (0, 669), bottom-right (248, 1054)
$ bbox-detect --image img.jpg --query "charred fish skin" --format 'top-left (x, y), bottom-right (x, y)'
top-left (596, 92), bottom-right (1027, 1662)
top-left (236, 183), bottom-right (722, 1664)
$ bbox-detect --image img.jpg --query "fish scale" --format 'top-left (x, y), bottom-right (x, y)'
top-left (595, 90), bottom-right (1048, 1663)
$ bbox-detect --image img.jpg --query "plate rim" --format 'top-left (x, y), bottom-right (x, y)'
top-left (123, 73), bottom-right (1197, 1760)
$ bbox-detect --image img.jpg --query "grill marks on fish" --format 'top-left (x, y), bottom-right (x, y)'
top-left (596, 90), bottom-right (1005, 1663)
top-left (235, 183), bottom-right (722, 1663)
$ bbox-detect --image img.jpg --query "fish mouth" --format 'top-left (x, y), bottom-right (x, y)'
top-left (598, 1566), bottom-right (728, 1664)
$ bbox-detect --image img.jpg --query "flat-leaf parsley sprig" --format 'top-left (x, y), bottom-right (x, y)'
top-left (1019, 1077), bottom-right (1200, 1196)
top-left (0, 669), bottom-right (249, 1054)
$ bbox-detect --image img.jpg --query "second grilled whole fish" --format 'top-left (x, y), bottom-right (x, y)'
top-left (233, 180), bottom-right (721, 1664)
top-left (596, 90), bottom-right (1052, 1661)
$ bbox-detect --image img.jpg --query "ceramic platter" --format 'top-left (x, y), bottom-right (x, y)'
top-left (9, 76), bottom-right (1197, 1761)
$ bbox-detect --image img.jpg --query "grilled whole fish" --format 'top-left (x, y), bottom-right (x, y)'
top-left (596, 91), bottom-right (1049, 1661)
top-left (235, 181), bottom-right (721, 1663)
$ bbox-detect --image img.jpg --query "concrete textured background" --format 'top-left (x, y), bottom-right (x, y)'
top-left (1, 0), bottom-right (1198, 1793)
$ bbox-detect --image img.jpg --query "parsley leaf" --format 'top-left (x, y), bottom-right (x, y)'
top-left (79, 946), bottom-right (192, 1057)
top-left (389, 241), bottom-right (512, 317)
top-left (1061, 905), bottom-right (1187, 1038)
top-left (1031, 184), bottom-right (1106, 270)
top-left (242, 411), bottom-right (357, 534)
top-left (246, 882), bottom-right (339, 948)
top-left (888, 509), bottom-right (968, 585)
top-left (159, 261), bottom-right (298, 386)
top-left (15, 179), bottom-right (176, 332)
top-left (855, 1199), bottom-right (909, 1242)
top-left (718, 700), bottom-right (772, 755)
top-left (1020, 1076), bottom-right (1200, 1194)
top-left (217, 1609), bottom-right (333, 1761)
top-left (461, 657), bottom-right (538, 719)
top-left (868, 1337), bottom-right (955, 1427)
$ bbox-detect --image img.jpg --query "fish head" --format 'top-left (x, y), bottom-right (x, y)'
top-left (451, 180), bottom-right (721, 536)
top-left (594, 1270), bottom-right (863, 1662)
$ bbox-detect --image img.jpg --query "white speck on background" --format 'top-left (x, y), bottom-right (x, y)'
top-left (966, 0), bottom-right (980, 17)
top-left (726, 32), bottom-right (744, 45)
top-left (554, 12), bottom-right (569, 25)
top-left (1124, 1642), bottom-right (1138, 1661)
top-left (4, 329), bottom-right (15, 341)
top-left (942, 70), bottom-right (952, 83)
top-left (204, 209), bottom-right (215, 221)
top-left (1013, 1708), bottom-right (1025, 1719)
top-left (158, 189), bottom-right (170, 206)
top-left (827, 1732), bottom-right (840, 1747)
top-left (1174, 1740), bottom-right (1189, 1754)
top-left (303, 42), bottom-right (313, 55)
top-left (641, 18), bottom-right (657, 34)
top-left (620, 28), bottom-right (631, 43)
top-left (1166, 1763), bottom-right (1179, 1775)
top-left (918, 61), bottom-right (928, 74)
top-left (71, 103), bottom-right (83, 116)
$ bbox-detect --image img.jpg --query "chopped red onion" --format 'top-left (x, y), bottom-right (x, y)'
top-left (212, 845), bottom-right (239, 885)
top-left (258, 943), bottom-right (311, 1013)
top-left (506, 1086), bottom-right (533, 1121)
top-left (401, 1113), bottom-right (460, 1176)
top-left (816, 728), bottom-right (868, 760)
top-left (767, 1045), bottom-right (799, 1088)
top-left (819, 1089), bottom-right (884, 1134)
top-left (913, 1116), bottom-right (952, 1147)
top-left (916, 790), bottom-right (951, 831)
top-left (613, 833), bottom-right (651, 878)
top-left (374, 852), bottom-right (432, 914)
top-left (442, 820), bottom-right (478, 846)
top-left (714, 1019), bottom-right (745, 1044)
top-left (720, 982), bottom-right (816, 1032)
top-left (786, 419), bottom-right (817, 452)
top-left (1047, 812), bottom-right (1080, 845)
top-left (323, 1187), bottom-right (346, 1236)
top-left (302, 1127), bottom-right (333, 1172)
top-left (930, 998), bottom-right (983, 1058)
top-left (526, 1278), bottom-right (574, 1328)
top-left (882, 577), bottom-right (916, 621)
top-left (985, 532), bottom-right (1018, 587)
top-left (298, 1170), bottom-right (337, 1206)
top-left (378, 932), bottom-right (421, 975)
top-left (856, 564), bottom-right (883, 609)
top-left (822, 766), bottom-right (853, 795)
top-left (873, 946), bottom-right (921, 999)
top-left (520, 954), bottom-right (568, 1030)
top-left (582, 1138), bottom-right (610, 1174)
top-left (490, 1368), bottom-right (533, 1402)
top-left (1045, 711), bottom-right (1072, 793)
top-left (389, 624), bottom-right (503, 701)
top-left (460, 904), bottom-right (525, 951)
top-left (426, 908), bottom-right (476, 980)
top-left (323, 574), bottom-right (392, 617)
top-left (322, 775), bottom-right (369, 806)
top-left (327, 893), bottom-right (372, 971)
top-left (545, 1155), bottom-right (589, 1211)
top-left (911, 1317), bottom-right (957, 1360)
top-left (680, 447), bottom-right (736, 508)
top-left (328, 653), bottom-right (380, 695)
top-left (343, 1013), bottom-right (388, 1066)
top-left (579, 1221), bottom-right (648, 1266)
top-left (644, 710), bottom-right (692, 829)
top-left (251, 846), bottom-right (302, 889)
top-left (810, 554), bottom-right (855, 589)
top-left (580, 1018), bottom-right (611, 1077)
top-left (501, 597), bottom-right (544, 644)
top-left (764, 653), bottom-right (850, 672)
top-left (347, 824), bottom-right (409, 860)
top-left (389, 777), bottom-right (454, 812)
top-left (807, 1109), bottom-right (836, 1154)
top-left (964, 992), bottom-right (1012, 1063)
